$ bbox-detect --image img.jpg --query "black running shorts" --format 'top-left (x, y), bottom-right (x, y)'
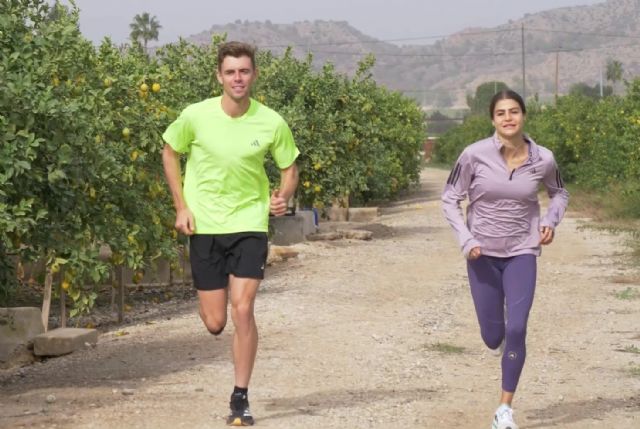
top-left (189, 232), bottom-right (268, 290)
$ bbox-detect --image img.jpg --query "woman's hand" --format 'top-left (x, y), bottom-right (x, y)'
top-left (467, 246), bottom-right (482, 260)
top-left (540, 226), bottom-right (554, 245)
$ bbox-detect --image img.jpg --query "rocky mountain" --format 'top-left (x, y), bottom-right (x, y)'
top-left (186, 0), bottom-right (640, 108)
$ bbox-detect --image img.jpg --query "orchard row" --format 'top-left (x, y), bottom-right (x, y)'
top-left (0, 0), bottom-right (426, 313)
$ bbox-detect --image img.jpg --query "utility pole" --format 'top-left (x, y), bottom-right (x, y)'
top-left (521, 23), bottom-right (526, 101)
top-left (599, 63), bottom-right (604, 98)
top-left (492, 48), bottom-right (498, 95)
top-left (555, 50), bottom-right (559, 106)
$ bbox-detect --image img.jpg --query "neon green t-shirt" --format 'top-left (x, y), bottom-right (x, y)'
top-left (162, 97), bottom-right (299, 234)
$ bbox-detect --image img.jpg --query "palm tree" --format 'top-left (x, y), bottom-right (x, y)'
top-left (606, 60), bottom-right (623, 83)
top-left (605, 59), bottom-right (624, 95)
top-left (129, 12), bottom-right (161, 54)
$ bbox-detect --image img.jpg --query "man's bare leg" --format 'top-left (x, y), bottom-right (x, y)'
top-left (197, 289), bottom-right (228, 335)
top-left (229, 274), bottom-right (260, 387)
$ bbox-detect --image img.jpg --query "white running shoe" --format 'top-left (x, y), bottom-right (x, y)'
top-left (491, 404), bottom-right (519, 429)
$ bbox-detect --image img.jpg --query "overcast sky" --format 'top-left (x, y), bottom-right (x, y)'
top-left (69, 0), bottom-right (605, 46)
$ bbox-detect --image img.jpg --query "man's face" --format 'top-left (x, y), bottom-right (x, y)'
top-left (216, 55), bottom-right (257, 102)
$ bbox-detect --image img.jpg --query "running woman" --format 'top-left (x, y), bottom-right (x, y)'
top-left (162, 41), bottom-right (299, 426)
top-left (441, 90), bottom-right (569, 429)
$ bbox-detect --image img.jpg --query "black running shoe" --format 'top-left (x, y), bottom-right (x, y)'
top-left (226, 392), bottom-right (254, 426)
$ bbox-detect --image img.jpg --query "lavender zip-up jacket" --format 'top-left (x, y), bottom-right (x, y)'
top-left (442, 133), bottom-right (569, 258)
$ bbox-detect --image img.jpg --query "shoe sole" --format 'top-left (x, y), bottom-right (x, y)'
top-left (227, 417), bottom-right (254, 426)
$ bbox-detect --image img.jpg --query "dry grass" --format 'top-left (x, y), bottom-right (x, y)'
top-left (565, 186), bottom-right (640, 260)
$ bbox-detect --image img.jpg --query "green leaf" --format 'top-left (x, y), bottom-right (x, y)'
top-left (47, 169), bottom-right (67, 182)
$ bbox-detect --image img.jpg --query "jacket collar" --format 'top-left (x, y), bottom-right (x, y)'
top-left (491, 132), bottom-right (540, 162)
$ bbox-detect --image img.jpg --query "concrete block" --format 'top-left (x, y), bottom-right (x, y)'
top-left (0, 307), bottom-right (44, 364)
top-left (33, 328), bottom-right (98, 357)
top-left (327, 206), bottom-right (348, 222)
top-left (269, 213), bottom-right (314, 245)
top-left (348, 207), bottom-right (379, 223)
top-left (297, 210), bottom-right (318, 237)
top-left (338, 229), bottom-right (374, 240)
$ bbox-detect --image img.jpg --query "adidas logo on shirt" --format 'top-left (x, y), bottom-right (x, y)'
top-left (250, 139), bottom-right (260, 147)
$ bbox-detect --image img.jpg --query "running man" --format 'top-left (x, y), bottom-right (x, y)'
top-left (441, 90), bottom-right (569, 429)
top-left (162, 41), bottom-right (299, 426)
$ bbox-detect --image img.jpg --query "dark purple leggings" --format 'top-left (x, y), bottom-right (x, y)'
top-left (467, 254), bottom-right (537, 393)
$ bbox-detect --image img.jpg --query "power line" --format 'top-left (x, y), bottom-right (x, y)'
top-left (293, 40), bottom-right (640, 59)
top-left (526, 27), bottom-right (640, 40)
top-left (251, 25), bottom-right (640, 100)
top-left (309, 50), bottom-right (516, 58)
top-left (259, 28), bottom-right (516, 49)
top-left (257, 27), bottom-right (640, 50)
top-left (542, 40), bottom-right (640, 53)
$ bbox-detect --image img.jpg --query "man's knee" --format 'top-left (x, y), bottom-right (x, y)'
top-left (207, 324), bottom-right (225, 336)
top-left (231, 301), bottom-right (254, 322)
top-left (201, 315), bottom-right (227, 336)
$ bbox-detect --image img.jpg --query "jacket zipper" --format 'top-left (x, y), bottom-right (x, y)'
top-left (509, 168), bottom-right (516, 180)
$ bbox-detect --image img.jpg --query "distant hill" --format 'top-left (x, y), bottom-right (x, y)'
top-left (185, 0), bottom-right (640, 109)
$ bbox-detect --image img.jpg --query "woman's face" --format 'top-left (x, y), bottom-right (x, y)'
top-left (492, 98), bottom-right (525, 139)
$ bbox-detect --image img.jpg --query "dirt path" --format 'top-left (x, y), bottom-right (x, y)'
top-left (1, 167), bottom-right (639, 429)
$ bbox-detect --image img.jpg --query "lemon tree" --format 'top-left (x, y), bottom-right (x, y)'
top-left (0, 1), bottom-right (178, 314)
top-left (1, 0), bottom-right (427, 313)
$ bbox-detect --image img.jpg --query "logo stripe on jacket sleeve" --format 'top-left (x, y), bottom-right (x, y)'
top-left (447, 163), bottom-right (462, 186)
top-left (555, 168), bottom-right (565, 188)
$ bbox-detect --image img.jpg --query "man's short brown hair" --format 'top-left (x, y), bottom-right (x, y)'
top-left (217, 41), bottom-right (257, 70)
